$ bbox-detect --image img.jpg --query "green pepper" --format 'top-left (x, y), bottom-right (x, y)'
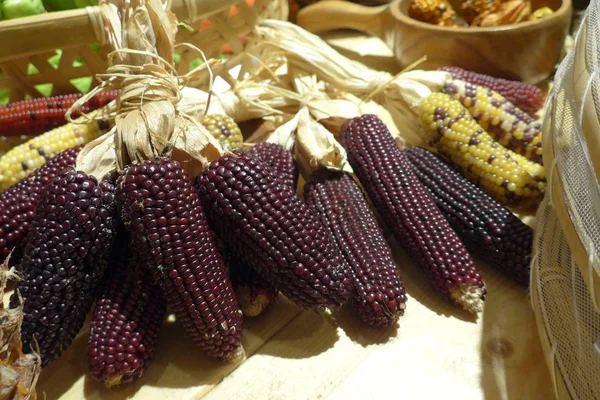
top-left (42, 0), bottom-right (77, 11)
top-left (2, 0), bottom-right (46, 19)
top-left (73, 0), bottom-right (98, 7)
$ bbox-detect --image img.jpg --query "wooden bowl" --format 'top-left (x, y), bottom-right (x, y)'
top-left (296, 0), bottom-right (572, 83)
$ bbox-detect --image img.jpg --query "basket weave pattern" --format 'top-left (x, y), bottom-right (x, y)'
top-left (0, 0), bottom-right (288, 103)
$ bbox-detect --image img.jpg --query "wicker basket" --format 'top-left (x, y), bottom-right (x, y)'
top-left (0, 0), bottom-right (288, 103)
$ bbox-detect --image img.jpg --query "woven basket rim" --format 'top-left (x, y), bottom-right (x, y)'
top-left (0, 0), bottom-right (255, 62)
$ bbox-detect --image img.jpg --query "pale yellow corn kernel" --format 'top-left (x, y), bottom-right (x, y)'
top-left (0, 118), bottom-right (105, 191)
top-left (445, 79), bottom-right (543, 165)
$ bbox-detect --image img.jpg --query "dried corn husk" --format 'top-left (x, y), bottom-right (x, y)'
top-left (68, 0), bottom-right (230, 180)
top-left (249, 20), bottom-right (453, 146)
top-left (0, 264), bottom-right (41, 400)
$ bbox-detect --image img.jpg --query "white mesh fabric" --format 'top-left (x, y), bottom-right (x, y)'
top-left (532, 2), bottom-right (600, 399)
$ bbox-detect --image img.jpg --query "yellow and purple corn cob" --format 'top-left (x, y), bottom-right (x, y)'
top-left (0, 116), bottom-right (109, 191)
top-left (304, 170), bottom-right (407, 326)
top-left (116, 158), bottom-right (243, 361)
top-left (89, 237), bottom-right (166, 388)
top-left (420, 92), bottom-right (545, 208)
top-left (9, 170), bottom-right (117, 366)
top-left (0, 135), bottom-right (36, 158)
top-left (341, 114), bottom-right (486, 313)
top-left (201, 114), bottom-right (244, 152)
top-left (0, 91), bottom-right (119, 137)
top-left (442, 79), bottom-right (543, 164)
top-left (438, 66), bottom-right (546, 114)
top-left (0, 146), bottom-right (81, 268)
top-left (196, 153), bottom-right (353, 312)
top-left (247, 143), bottom-right (300, 191)
top-left (405, 146), bottom-right (533, 286)
top-left (460, 0), bottom-right (501, 24)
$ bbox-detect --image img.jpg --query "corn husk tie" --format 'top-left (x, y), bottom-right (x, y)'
top-left (249, 20), bottom-right (459, 147)
top-left (66, 0), bottom-right (226, 181)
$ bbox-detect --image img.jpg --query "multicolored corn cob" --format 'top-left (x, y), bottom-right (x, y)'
top-left (201, 114), bottom-right (243, 152)
top-left (442, 79), bottom-right (543, 164)
top-left (89, 236), bottom-right (166, 388)
top-left (420, 92), bottom-right (545, 208)
top-left (9, 170), bottom-right (117, 366)
top-left (0, 135), bottom-right (36, 158)
top-left (405, 146), bottom-right (533, 285)
top-left (247, 143), bottom-right (300, 191)
top-left (304, 170), bottom-right (407, 326)
top-left (196, 153), bottom-right (353, 312)
top-left (408, 0), bottom-right (457, 26)
top-left (438, 66), bottom-right (546, 114)
top-left (116, 158), bottom-right (243, 361)
top-left (0, 91), bottom-right (119, 136)
top-left (0, 116), bottom-right (109, 191)
top-left (0, 145), bottom-right (81, 268)
top-left (341, 114), bottom-right (486, 313)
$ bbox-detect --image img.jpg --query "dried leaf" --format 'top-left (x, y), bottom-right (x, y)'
top-left (293, 107), bottom-right (353, 177)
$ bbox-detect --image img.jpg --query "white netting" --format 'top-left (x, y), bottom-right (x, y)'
top-left (531, 1), bottom-right (600, 399)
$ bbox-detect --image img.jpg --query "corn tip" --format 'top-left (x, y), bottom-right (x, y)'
top-left (450, 284), bottom-right (485, 314)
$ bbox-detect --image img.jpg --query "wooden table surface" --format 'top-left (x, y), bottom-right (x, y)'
top-left (2, 31), bottom-right (554, 400)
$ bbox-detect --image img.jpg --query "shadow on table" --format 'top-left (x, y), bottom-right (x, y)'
top-left (254, 309), bottom-right (340, 360)
top-left (477, 258), bottom-right (556, 400)
top-left (331, 305), bottom-right (398, 347)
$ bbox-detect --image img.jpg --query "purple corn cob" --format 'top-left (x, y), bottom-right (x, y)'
top-left (0, 145), bottom-right (81, 267)
top-left (304, 170), bottom-right (407, 326)
top-left (340, 115), bottom-right (486, 314)
top-left (10, 170), bottom-right (117, 366)
top-left (196, 153), bottom-right (353, 312)
top-left (247, 143), bottom-right (300, 190)
top-left (405, 146), bottom-right (533, 286)
top-left (88, 236), bottom-right (167, 387)
top-left (116, 158), bottom-right (243, 361)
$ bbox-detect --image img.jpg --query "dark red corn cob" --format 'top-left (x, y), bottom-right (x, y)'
top-left (9, 170), bottom-right (117, 366)
top-left (89, 235), bottom-right (167, 388)
top-left (0, 146), bottom-right (81, 268)
top-left (340, 115), bottom-right (486, 313)
top-left (247, 143), bottom-right (300, 190)
top-left (116, 158), bottom-right (243, 361)
top-left (304, 170), bottom-right (407, 326)
top-left (227, 142), bottom-right (300, 317)
top-left (196, 153), bottom-right (353, 312)
top-left (405, 146), bottom-right (533, 286)
top-left (437, 66), bottom-right (545, 114)
top-left (0, 91), bottom-right (119, 136)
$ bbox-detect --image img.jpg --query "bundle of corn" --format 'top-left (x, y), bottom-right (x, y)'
top-left (0, 264), bottom-right (41, 400)
top-left (341, 114), bottom-right (486, 313)
top-left (291, 108), bottom-right (408, 325)
top-left (248, 21), bottom-right (546, 209)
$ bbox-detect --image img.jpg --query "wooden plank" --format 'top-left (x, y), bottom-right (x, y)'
top-left (202, 239), bottom-right (554, 400)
